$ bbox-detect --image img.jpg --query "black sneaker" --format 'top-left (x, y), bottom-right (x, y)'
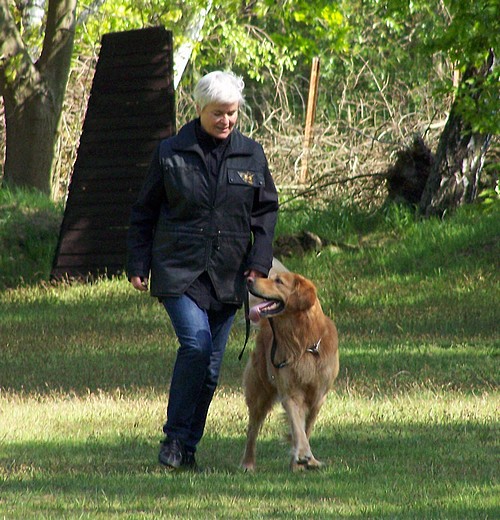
top-left (181, 450), bottom-right (200, 472)
top-left (158, 437), bottom-right (183, 469)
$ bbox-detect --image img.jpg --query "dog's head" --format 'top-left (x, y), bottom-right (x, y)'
top-left (247, 272), bottom-right (317, 322)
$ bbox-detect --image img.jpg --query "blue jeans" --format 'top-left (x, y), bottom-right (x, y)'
top-left (161, 295), bottom-right (236, 453)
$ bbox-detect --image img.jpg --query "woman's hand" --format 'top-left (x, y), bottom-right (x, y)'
top-left (245, 269), bottom-right (265, 285)
top-left (131, 276), bottom-right (149, 292)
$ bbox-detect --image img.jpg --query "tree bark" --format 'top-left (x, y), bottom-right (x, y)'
top-left (419, 50), bottom-right (496, 217)
top-left (0, 0), bottom-right (77, 194)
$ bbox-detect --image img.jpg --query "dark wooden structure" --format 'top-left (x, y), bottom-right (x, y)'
top-left (51, 27), bottom-right (175, 281)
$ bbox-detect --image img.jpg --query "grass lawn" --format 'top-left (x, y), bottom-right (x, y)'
top-left (1, 389), bottom-right (497, 518)
top-left (0, 194), bottom-right (498, 518)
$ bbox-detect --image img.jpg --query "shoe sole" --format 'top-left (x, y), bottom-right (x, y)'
top-left (158, 455), bottom-right (182, 469)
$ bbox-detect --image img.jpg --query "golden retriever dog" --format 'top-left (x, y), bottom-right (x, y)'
top-left (242, 271), bottom-right (339, 472)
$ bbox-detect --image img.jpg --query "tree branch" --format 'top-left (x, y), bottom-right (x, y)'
top-left (280, 172), bottom-right (385, 206)
top-left (39, 0), bottom-right (77, 72)
top-left (0, 0), bottom-right (38, 101)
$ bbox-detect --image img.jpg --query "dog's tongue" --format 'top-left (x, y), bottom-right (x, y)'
top-left (249, 301), bottom-right (269, 323)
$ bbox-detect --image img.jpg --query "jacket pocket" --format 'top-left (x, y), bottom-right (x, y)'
top-left (163, 165), bottom-right (206, 209)
top-left (227, 168), bottom-right (265, 188)
top-left (225, 169), bottom-right (264, 218)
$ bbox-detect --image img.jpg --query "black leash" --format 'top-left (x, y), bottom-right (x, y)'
top-left (269, 318), bottom-right (290, 369)
top-left (238, 286), bottom-right (251, 361)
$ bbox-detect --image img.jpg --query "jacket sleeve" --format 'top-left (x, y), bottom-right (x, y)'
top-left (126, 144), bottom-right (165, 279)
top-left (246, 152), bottom-right (279, 276)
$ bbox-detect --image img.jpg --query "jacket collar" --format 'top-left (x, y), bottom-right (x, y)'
top-left (170, 119), bottom-right (253, 156)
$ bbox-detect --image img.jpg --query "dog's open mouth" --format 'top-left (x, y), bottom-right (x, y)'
top-left (249, 298), bottom-right (285, 322)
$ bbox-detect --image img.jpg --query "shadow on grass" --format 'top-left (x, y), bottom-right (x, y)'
top-left (1, 259), bottom-right (498, 396)
top-left (0, 331), bottom-right (497, 395)
top-left (1, 420), bottom-right (497, 518)
top-left (0, 326), bottom-right (497, 395)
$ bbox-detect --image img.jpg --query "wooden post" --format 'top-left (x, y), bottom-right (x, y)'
top-left (300, 57), bottom-right (320, 184)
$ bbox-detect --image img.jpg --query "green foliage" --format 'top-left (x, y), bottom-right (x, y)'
top-left (478, 186), bottom-right (500, 212)
top-left (339, 0), bottom-right (437, 88)
top-left (428, 0), bottom-right (498, 67)
top-left (0, 187), bottom-right (63, 289)
top-left (74, 0), bottom-right (189, 59)
top-left (9, 1), bottom-right (44, 60)
top-left (381, 0), bottom-right (500, 134)
top-left (12, 0), bottom-right (500, 100)
top-left (247, 0), bottom-right (350, 73)
top-left (73, 0), bottom-right (351, 83)
top-left (455, 61), bottom-right (499, 134)
top-left (190, 1), bottom-right (296, 81)
top-left (1, 53), bottom-right (23, 86)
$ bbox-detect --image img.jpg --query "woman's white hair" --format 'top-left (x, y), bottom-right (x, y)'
top-left (193, 71), bottom-right (245, 110)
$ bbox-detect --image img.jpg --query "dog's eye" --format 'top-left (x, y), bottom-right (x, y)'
top-left (275, 277), bottom-right (283, 284)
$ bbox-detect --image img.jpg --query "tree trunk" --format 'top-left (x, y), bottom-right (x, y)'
top-left (419, 50), bottom-right (496, 217)
top-left (3, 86), bottom-right (59, 193)
top-left (419, 111), bottom-right (491, 217)
top-left (0, 0), bottom-right (77, 194)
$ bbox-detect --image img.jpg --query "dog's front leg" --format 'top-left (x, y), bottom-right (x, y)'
top-left (281, 396), bottom-right (314, 471)
top-left (241, 381), bottom-right (275, 472)
top-left (305, 393), bottom-right (326, 439)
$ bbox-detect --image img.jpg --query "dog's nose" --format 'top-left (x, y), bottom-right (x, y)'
top-left (247, 276), bottom-right (255, 287)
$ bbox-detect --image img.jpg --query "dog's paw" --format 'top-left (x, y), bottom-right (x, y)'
top-left (290, 455), bottom-right (309, 472)
top-left (290, 455), bottom-right (324, 471)
top-left (241, 461), bottom-right (256, 473)
top-left (305, 457), bottom-right (324, 470)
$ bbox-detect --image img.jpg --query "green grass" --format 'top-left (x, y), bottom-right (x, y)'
top-left (0, 187), bottom-right (499, 518)
top-left (1, 391), bottom-right (498, 518)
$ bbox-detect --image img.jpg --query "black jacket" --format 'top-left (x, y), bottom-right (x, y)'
top-left (126, 119), bottom-right (279, 306)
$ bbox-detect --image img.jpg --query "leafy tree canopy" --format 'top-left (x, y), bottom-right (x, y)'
top-left (379, 0), bottom-right (499, 133)
top-left (2, 0), bottom-right (498, 196)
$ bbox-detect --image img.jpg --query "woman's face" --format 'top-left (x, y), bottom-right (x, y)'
top-left (197, 101), bottom-right (239, 139)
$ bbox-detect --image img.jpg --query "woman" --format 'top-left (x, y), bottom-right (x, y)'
top-left (127, 71), bottom-right (279, 471)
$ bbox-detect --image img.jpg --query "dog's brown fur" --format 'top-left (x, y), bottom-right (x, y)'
top-left (242, 272), bottom-right (339, 471)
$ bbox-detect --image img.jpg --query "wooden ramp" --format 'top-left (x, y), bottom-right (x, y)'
top-left (51, 27), bottom-right (175, 281)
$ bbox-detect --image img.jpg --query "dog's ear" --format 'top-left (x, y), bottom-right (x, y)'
top-left (287, 275), bottom-right (317, 312)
